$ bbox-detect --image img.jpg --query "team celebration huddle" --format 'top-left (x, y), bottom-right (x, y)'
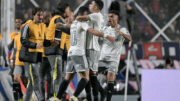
top-left (10, 0), bottom-right (131, 101)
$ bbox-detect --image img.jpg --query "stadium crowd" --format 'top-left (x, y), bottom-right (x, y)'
top-left (134, 0), bottom-right (180, 42)
top-left (14, 0), bottom-right (180, 43)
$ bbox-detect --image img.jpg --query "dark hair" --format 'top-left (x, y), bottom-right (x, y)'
top-left (93, 0), bottom-right (104, 10)
top-left (57, 2), bottom-right (69, 14)
top-left (109, 10), bottom-right (120, 18)
top-left (109, 1), bottom-right (121, 20)
top-left (32, 7), bottom-right (43, 16)
top-left (77, 6), bottom-right (89, 16)
top-left (109, 1), bottom-right (120, 12)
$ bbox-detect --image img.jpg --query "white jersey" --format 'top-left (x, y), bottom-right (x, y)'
top-left (99, 25), bottom-right (130, 63)
top-left (87, 12), bottom-right (104, 51)
top-left (68, 20), bottom-right (89, 56)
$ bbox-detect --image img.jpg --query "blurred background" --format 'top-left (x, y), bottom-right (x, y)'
top-left (0, 0), bottom-right (180, 101)
top-left (1, 0), bottom-right (180, 42)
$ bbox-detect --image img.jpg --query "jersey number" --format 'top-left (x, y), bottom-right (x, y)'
top-left (70, 29), bottom-right (77, 46)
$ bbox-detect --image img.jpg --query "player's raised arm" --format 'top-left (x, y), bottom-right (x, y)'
top-left (55, 12), bottom-right (74, 29)
top-left (115, 28), bottom-right (132, 41)
top-left (76, 15), bottom-right (89, 21)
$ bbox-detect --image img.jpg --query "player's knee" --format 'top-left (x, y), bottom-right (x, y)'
top-left (107, 72), bottom-right (115, 81)
top-left (65, 74), bottom-right (71, 80)
top-left (65, 73), bottom-right (75, 81)
top-left (79, 71), bottom-right (89, 80)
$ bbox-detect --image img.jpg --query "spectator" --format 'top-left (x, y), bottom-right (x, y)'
top-left (151, 0), bottom-right (160, 14)
top-left (116, 0), bottom-right (128, 28)
top-left (43, 1), bottom-right (50, 11)
top-left (144, 21), bottom-right (155, 39)
top-left (14, 0), bottom-right (180, 43)
top-left (164, 57), bottom-right (175, 69)
top-left (126, 0), bottom-right (136, 33)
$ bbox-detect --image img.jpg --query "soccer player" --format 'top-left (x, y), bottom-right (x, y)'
top-left (56, 6), bottom-right (90, 101)
top-left (76, 0), bottom-right (104, 100)
top-left (57, 6), bottom-right (114, 101)
top-left (91, 10), bottom-right (131, 101)
top-left (21, 8), bottom-right (46, 101)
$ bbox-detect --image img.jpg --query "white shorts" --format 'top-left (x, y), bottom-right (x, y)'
top-left (66, 55), bottom-right (89, 73)
top-left (86, 50), bottom-right (99, 72)
top-left (98, 60), bottom-right (119, 74)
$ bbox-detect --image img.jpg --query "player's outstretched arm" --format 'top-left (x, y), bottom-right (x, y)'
top-left (88, 28), bottom-right (115, 43)
top-left (76, 15), bottom-right (89, 21)
top-left (88, 28), bottom-right (103, 37)
top-left (55, 22), bottom-right (71, 29)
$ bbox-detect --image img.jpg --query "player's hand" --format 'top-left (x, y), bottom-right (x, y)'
top-left (50, 40), bottom-right (59, 46)
top-left (36, 43), bottom-right (43, 49)
top-left (76, 16), bottom-right (85, 22)
top-left (115, 28), bottom-right (123, 35)
top-left (55, 22), bottom-right (64, 28)
top-left (107, 36), bottom-right (115, 43)
top-left (90, 28), bottom-right (99, 34)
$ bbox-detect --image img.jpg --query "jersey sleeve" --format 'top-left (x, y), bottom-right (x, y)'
top-left (88, 13), bottom-right (99, 23)
top-left (120, 28), bottom-right (130, 35)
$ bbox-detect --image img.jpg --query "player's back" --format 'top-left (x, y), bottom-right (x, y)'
top-left (68, 20), bottom-right (89, 56)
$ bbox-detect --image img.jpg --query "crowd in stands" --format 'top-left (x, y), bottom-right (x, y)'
top-left (11, 0), bottom-right (180, 43)
top-left (0, 0), bottom-right (178, 43)
top-left (132, 0), bottom-right (180, 42)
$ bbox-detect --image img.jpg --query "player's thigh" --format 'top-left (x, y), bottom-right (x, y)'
top-left (107, 61), bottom-right (118, 81)
top-left (71, 55), bottom-right (89, 72)
top-left (65, 73), bottom-right (75, 81)
top-left (86, 50), bottom-right (99, 72)
top-left (79, 70), bottom-right (89, 80)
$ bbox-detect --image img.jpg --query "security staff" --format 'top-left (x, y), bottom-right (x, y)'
top-left (45, 2), bottom-right (72, 95)
top-left (39, 11), bottom-right (53, 99)
top-left (21, 8), bottom-right (46, 101)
